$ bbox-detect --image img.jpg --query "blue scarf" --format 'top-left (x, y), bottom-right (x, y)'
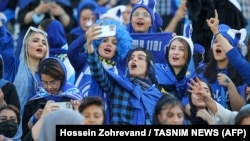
top-left (69, 26), bottom-right (85, 37)
top-left (29, 83), bottom-right (82, 101)
top-left (130, 32), bottom-right (173, 64)
top-left (47, 20), bottom-right (68, 55)
top-left (106, 69), bottom-right (162, 124)
top-left (155, 63), bottom-right (195, 99)
top-left (0, 79), bottom-right (8, 88)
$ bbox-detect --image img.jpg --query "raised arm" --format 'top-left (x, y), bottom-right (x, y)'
top-left (187, 77), bottom-right (238, 124)
top-left (207, 9), bottom-right (250, 85)
top-left (85, 25), bottom-right (116, 94)
top-left (187, 77), bottom-right (217, 114)
top-left (206, 9), bottom-right (233, 52)
top-left (164, 0), bottom-right (187, 32)
top-left (67, 33), bottom-right (88, 74)
top-left (217, 73), bottom-right (246, 111)
top-left (0, 20), bottom-right (18, 82)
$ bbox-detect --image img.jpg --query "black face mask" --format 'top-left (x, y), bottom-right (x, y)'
top-left (0, 120), bottom-right (18, 138)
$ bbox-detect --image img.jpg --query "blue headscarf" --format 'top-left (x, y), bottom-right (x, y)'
top-left (46, 20), bottom-right (68, 55)
top-left (77, 0), bottom-right (98, 20)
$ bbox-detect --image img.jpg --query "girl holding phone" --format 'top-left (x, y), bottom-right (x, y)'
top-left (21, 57), bottom-right (82, 140)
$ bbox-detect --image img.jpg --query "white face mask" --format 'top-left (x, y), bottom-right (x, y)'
top-left (86, 19), bottom-right (93, 27)
top-left (32, 13), bottom-right (45, 24)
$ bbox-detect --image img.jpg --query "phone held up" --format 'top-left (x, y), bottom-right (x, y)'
top-left (40, 102), bottom-right (46, 109)
top-left (96, 24), bottom-right (116, 38)
top-left (55, 102), bottom-right (73, 109)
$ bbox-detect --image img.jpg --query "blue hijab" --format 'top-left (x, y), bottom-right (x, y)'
top-left (46, 20), bottom-right (68, 55)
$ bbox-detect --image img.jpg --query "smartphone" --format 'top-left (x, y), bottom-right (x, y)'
top-left (96, 24), bottom-right (116, 38)
top-left (40, 102), bottom-right (46, 109)
top-left (55, 102), bottom-right (73, 109)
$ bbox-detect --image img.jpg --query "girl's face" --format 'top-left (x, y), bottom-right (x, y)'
top-left (168, 39), bottom-right (188, 68)
top-left (122, 4), bottom-right (132, 25)
top-left (0, 89), bottom-right (4, 105)
top-left (0, 109), bottom-right (18, 123)
top-left (130, 0), bottom-right (140, 5)
top-left (82, 105), bottom-right (104, 125)
top-left (27, 33), bottom-right (48, 60)
top-left (157, 104), bottom-right (184, 125)
top-left (240, 116), bottom-right (250, 125)
top-left (98, 36), bottom-right (117, 60)
top-left (191, 81), bottom-right (209, 108)
top-left (128, 50), bottom-right (148, 79)
top-left (212, 39), bottom-right (227, 61)
top-left (97, 0), bottom-right (109, 5)
top-left (131, 7), bottom-right (152, 33)
top-left (79, 9), bottom-right (94, 31)
top-left (40, 74), bottom-right (61, 95)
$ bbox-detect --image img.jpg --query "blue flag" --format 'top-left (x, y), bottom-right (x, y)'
top-left (130, 32), bottom-right (173, 64)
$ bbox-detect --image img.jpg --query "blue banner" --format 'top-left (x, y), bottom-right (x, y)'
top-left (130, 32), bottom-right (173, 64)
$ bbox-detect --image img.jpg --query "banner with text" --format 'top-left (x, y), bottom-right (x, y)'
top-left (130, 32), bottom-right (173, 64)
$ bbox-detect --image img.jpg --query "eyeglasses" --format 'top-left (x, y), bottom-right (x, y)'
top-left (40, 80), bottom-right (60, 88)
top-left (132, 11), bottom-right (150, 18)
top-left (26, 26), bottom-right (48, 36)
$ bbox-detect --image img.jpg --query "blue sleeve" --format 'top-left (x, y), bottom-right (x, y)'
top-left (67, 33), bottom-right (87, 76)
top-left (227, 47), bottom-right (250, 85)
top-left (0, 22), bottom-right (18, 82)
top-left (237, 84), bottom-right (247, 99)
top-left (0, 22), bottom-right (14, 55)
top-left (87, 52), bottom-right (115, 94)
top-left (181, 95), bottom-right (189, 107)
